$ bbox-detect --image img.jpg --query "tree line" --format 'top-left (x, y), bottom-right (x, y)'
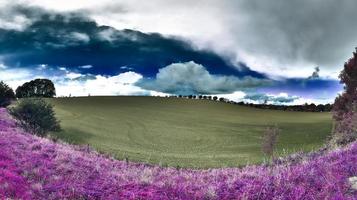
top-left (170, 95), bottom-right (333, 112)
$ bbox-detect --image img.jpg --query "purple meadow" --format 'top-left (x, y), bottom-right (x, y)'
top-left (0, 108), bottom-right (356, 200)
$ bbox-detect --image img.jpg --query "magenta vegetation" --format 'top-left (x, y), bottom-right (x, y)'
top-left (0, 108), bottom-right (356, 200)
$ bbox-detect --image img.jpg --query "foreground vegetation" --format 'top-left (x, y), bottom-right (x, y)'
top-left (49, 96), bottom-right (331, 168)
top-left (1, 108), bottom-right (356, 199)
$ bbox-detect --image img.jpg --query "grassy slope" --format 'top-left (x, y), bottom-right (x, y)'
top-left (49, 96), bottom-right (332, 168)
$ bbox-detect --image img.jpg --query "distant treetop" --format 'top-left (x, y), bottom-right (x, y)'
top-left (16, 79), bottom-right (56, 98)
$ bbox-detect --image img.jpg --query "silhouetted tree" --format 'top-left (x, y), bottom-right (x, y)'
top-left (334, 48), bottom-right (357, 120)
top-left (0, 81), bottom-right (15, 107)
top-left (213, 96), bottom-right (218, 101)
top-left (332, 48), bottom-right (357, 145)
top-left (16, 79), bottom-right (56, 98)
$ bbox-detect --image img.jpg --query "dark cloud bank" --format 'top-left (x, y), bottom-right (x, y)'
top-left (233, 0), bottom-right (357, 69)
top-left (0, 5), bottom-right (263, 79)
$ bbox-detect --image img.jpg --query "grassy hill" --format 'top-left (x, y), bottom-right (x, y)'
top-left (49, 96), bottom-right (332, 168)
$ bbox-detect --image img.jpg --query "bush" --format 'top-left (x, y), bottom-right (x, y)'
top-left (0, 81), bottom-right (15, 107)
top-left (9, 98), bottom-right (61, 136)
top-left (331, 105), bottom-right (357, 146)
top-left (262, 125), bottom-right (280, 160)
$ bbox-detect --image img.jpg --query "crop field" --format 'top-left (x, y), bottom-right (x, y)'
top-left (49, 96), bottom-right (332, 168)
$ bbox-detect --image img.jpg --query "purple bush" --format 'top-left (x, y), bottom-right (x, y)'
top-left (0, 108), bottom-right (356, 199)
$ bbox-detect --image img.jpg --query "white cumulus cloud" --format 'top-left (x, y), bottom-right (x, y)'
top-left (138, 61), bottom-right (271, 94)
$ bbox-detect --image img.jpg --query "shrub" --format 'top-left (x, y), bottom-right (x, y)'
top-left (9, 98), bottom-right (60, 136)
top-left (331, 105), bottom-right (357, 146)
top-left (0, 81), bottom-right (15, 107)
top-left (262, 125), bottom-right (280, 160)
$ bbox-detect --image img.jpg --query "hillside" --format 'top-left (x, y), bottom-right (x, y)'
top-left (49, 96), bottom-right (332, 168)
top-left (0, 108), bottom-right (356, 199)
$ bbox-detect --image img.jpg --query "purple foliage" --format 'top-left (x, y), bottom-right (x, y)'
top-left (0, 108), bottom-right (356, 199)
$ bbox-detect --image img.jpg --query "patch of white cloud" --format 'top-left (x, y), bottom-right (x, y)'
top-left (0, 67), bottom-right (34, 89)
top-left (79, 65), bottom-right (93, 69)
top-left (0, 13), bottom-right (31, 31)
top-left (66, 72), bottom-right (82, 79)
top-left (56, 71), bottom-right (149, 97)
top-left (138, 61), bottom-right (271, 94)
top-left (97, 28), bottom-right (117, 42)
top-left (215, 91), bottom-right (246, 102)
top-left (68, 32), bottom-right (90, 43)
top-left (36, 64), bottom-right (48, 70)
top-left (0, 62), bottom-right (169, 97)
top-left (214, 91), bottom-right (333, 105)
top-left (120, 66), bottom-right (133, 70)
top-left (0, 63), bottom-right (7, 69)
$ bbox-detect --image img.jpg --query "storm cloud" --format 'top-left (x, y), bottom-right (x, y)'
top-left (0, 4), bottom-right (264, 78)
top-left (231, 0), bottom-right (357, 77)
top-left (41, 0), bottom-right (357, 78)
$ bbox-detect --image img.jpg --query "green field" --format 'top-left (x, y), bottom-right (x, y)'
top-left (49, 96), bottom-right (332, 168)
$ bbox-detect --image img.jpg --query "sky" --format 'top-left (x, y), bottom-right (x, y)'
top-left (0, 0), bottom-right (354, 104)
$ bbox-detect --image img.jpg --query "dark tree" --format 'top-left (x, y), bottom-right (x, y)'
top-left (16, 79), bottom-right (56, 98)
top-left (334, 48), bottom-right (357, 119)
top-left (316, 104), bottom-right (325, 112)
top-left (0, 81), bottom-right (15, 107)
top-left (332, 48), bottom-right (357, 145)
top-left (213, 96), bottom-right (218, 101)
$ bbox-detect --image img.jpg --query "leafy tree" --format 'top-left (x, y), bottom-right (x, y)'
top-left (332, 48), bottom-right (357, 145)
top-left (0, 81), bottom-right (15, 107)
top-left (9, 98), bottom-right (61, 136)
top-left (16, 79), bottom-right (56, 98)
top-left (213, 96), bottom-right (218, 101)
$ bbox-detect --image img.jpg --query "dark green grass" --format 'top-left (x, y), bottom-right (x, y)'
top-left (49, 96), bottom-right (332, 168)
